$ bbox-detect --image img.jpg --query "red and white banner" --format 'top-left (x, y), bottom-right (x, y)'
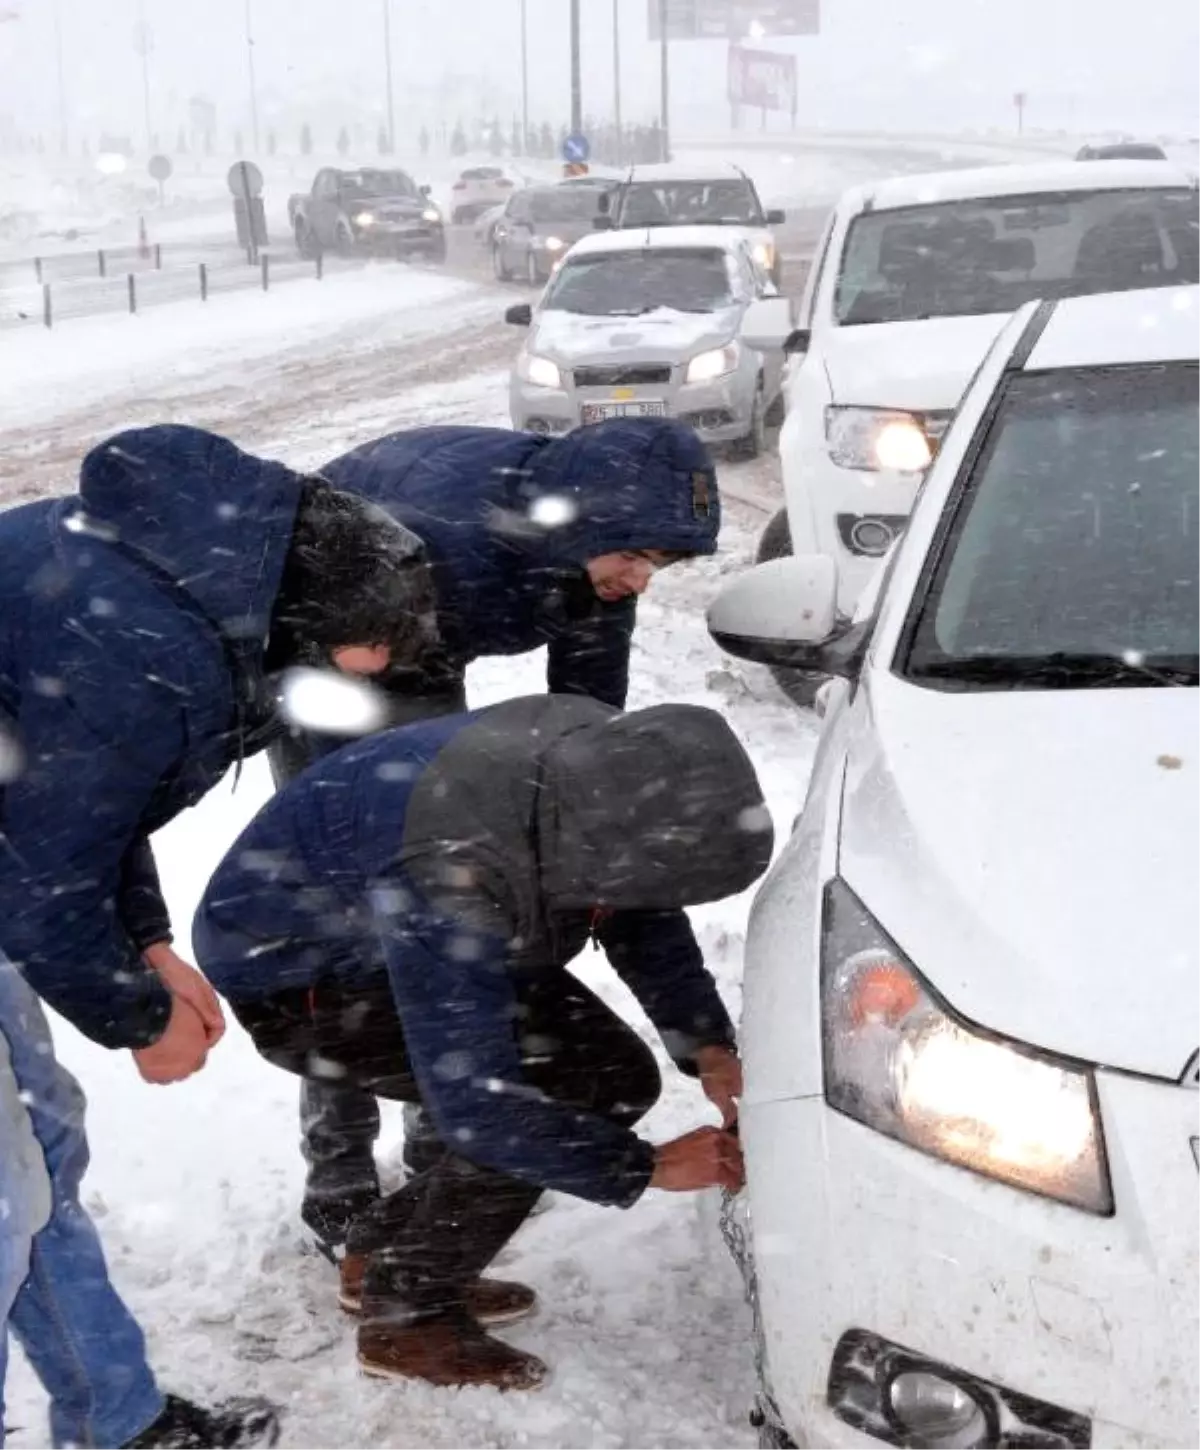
top-left (727, 44), bottom-right (798, 115)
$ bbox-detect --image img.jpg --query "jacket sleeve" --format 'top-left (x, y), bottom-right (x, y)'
top-left (545, 598), bottom-right (637, 709)
top-left (377, 887), bottom-right (655, 1207)
top-left (1, 680), bottom-right (176, 1050)
top-left (118, 837), bottom-right (173, 951)
top-left (598, 909), bottom-right (737, 1074)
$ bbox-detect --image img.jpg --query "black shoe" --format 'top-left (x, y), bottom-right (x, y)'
top-left (300, 1187), bottom-right (378, 1258)
top-left (124, 1395), bottom-right (281, 1449)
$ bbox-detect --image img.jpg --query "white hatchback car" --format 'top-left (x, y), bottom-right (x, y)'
top-left (710, 285), bottom-right (1199, 1450)
top-left (449, 164), bottom-right (517, 223)
top-left (753, 160), bottom-right (1198, 657)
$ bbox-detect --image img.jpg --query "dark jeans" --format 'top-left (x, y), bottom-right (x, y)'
top-left (232, 969), bottom-right (660, 1323)
top-left (267, 674), bottom-right (467, 1247)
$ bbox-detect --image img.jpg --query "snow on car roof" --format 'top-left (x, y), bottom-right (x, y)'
top-left (845, 159), bottom-right (1196, 216)
top-left (566, 225), bottom-right (749, 258)
top-left (623, 160), bottom-right (748, 183)
top-left (1025, 285), bottom-right (1199, 370)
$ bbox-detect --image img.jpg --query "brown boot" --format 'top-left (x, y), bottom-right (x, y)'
top-left (357, 1313), bottom-right (549, 1391)
top-left (339, 1255), bottom-right (537, 1326)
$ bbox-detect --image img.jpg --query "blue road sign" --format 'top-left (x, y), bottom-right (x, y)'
top-left (563, 132), bottom-right (591, 163)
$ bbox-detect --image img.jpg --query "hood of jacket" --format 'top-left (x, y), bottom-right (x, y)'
top-left (524, 417), bottom-right (721, 568)
top-left (72, 425), bottom-right (307, 660)
top-left (537, 702), bottom-right (773, 909)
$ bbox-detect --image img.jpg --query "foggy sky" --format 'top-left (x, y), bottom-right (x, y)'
top-left (1, 0), bottom-right (1196, 152)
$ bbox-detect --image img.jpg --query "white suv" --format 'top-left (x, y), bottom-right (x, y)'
top-left (748, 159), bottom-right (1198, 701)
top-left (709, 285), bottom-right (1199, 1450)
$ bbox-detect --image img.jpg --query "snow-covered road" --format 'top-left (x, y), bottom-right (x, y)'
top-left (3, 249), bottom-right (820, 1448)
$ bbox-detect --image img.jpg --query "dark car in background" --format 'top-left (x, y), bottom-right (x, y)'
top-left (288, 167), bottom-right (446, 261)
top-left (1077, 140), bottom-right (1170, 161)
top-left (491, 179), bottom-right (613, 284)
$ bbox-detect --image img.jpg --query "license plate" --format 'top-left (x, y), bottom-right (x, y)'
top-left (581, 401), bottom-right (667, 424)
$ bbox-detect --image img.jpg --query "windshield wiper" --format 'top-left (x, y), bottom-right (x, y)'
top-left (911, 651), bottom-right (1199, 690)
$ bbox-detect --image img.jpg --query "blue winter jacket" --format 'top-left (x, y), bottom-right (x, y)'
top-left (0, 426), bottom-right (307, 1048)
top-left (194, 696), bottom-right (774, 1207)
top-left (322, 418), bottom-right (721, 708)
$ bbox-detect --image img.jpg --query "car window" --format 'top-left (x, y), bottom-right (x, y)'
top-left (315, 170), bottom-right (338, 200)
top-left (903, 361), bottom-right (1199, 688)
top-left (801, 210), bottom-right (840, 325)
top-left (507, 192), bottom-right (530, 222)
top-left (528, 189), bottom-right (605, 225)
top-left (617, 178), bottom-right (763, 227)
top-left (730, 245), bottom-right (758, 300)
top-left (340, 169), bottom-right (419, 200)
top-left (542, 249), bottom-right (735, 316)
top-left (835, 188), bottom-right (1199, 324)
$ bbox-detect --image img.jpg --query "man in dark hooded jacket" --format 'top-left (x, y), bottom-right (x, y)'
top-left (194, 695), bottom-right (772, 1391)
top-left (0, 425), bottom-right (435, 1448)
top-left (281, 417), bottom-right (722, 1252)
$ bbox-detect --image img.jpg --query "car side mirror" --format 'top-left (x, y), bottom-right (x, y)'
top-left (707, 556), bottom-right (868, 678)
top-left (594, 214), bottom-right (616, 231)
top-left (739, 296), bottom-right (796, 353)
top-left (505, 303), bottom-right (533, 326)
top-left (766, 208), bottom-right (786, 225)
top-left (784, 327), bottom-right (812, 356)
top-left (419, 184), bottom-right (432, 196)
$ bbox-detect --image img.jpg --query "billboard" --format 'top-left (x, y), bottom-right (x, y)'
top-left (649, 0), bottom-right (819, 42)
top-left (728, 45), bottom-right (798, 116)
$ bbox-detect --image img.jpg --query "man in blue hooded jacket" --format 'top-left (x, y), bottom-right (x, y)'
top-left (277, 417), bottom-right (722, 1253)
top-left (195, 694), bottom-right (772, 1390)
top-left (0, 425), bottom-right (436, 1448)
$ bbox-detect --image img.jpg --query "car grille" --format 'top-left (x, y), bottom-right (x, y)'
top-left (573, 364), bottom-right (672, 388)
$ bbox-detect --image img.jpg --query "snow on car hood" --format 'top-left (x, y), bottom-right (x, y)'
top-left (838, 673), bottom-right (1199, 1079)
top-left (530, 306), bottom-right (739, 366)
top-left (822, 313), bottom-right (1011, 411)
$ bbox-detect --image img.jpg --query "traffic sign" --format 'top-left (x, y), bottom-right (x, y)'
top-left (148, 154), bottom-right (173, 183)
top-left (226, 160), bottom-right (264, 198)
top-left (650, 0), bottom-right (820, 41)
top-left (562, 132), bottom-right (591, 164)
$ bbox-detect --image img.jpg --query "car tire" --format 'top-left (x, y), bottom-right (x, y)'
top-left (733, 382), bottom-right (767, 461)
top-left (525, 250), bottom-right (542, 288)
top-left (492, 243), bottom-right (512, 282)
top-left (757, 508), bottom-right (828, 709)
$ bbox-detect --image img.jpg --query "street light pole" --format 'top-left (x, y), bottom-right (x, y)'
top-left (135, 0), bottom-right (153, 152)
top-left (658, 0), bottom-right (671, 161)
top-left (382, 0), bottom-right (396, 152)
top-left (569, 0), bottom-right (582, 136)
top-left (243, 0), bottom-right (260, 155)
top-left (52, 0), bottom-right (68, 154)
top-left (612, 0), bottom-right (623, 161)
top-left (519, 0), bottom-right (529, 154)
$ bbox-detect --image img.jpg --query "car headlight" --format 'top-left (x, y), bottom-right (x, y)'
top-left (353, 211), bottom-right (376, 227)
top-left (541, 235), bottom-right (567, 252)
top-left (686, 343), bottom-right (739, 384)
top-left (422, 207), bottom-right (441, 223)
top-left (517, 353), bottom-right (562, 389)
top-left (825, 406), bottom-right (935, 473)
top-left (821, 879), bottom-right (1113, 1215)
top-left (752, 240), bottom-right (775, 269)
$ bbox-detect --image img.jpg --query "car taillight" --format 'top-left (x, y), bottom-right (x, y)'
top-left (499, 179), bottom-right (514, 188)
top-left (452, 181), bottom-right (466, 190)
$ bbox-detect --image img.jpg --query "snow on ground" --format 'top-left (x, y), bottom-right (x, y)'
top-left (2, 252), bottom-right (819, 1446)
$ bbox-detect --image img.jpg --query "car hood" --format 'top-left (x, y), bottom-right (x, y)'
top-left (838, 673), bottom-right (1199, 1079)
top-left (530, 305), bottom-right (740, 365)
top-left (822, 312), bottom-right (1011, 411)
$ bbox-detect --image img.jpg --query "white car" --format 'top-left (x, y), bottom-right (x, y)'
top-left (754, 159), bottom-right (1198, 669)
top-left (504, 226), bottom-right (787, 454)
top-left (709, 285), bottom-right (1199, 1450)
top-left (449, 164), bottom-right (517, 223)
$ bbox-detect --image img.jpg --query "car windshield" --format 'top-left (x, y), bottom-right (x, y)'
top-left (617, 179), bottom-right (762, 227)
top-left (836, 188), bottom-right (1199, 324)
top-left (528, 189), bottom-right (608, 224)
top-left (342, 170), bottom-right (419, 199)
top-left (904, 362), bottom-right (1199, 690)
top-left (541, 248), bottom-right (735, 315)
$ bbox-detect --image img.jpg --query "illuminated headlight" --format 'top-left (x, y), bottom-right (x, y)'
top-left (821, 879), bottom-right (1112, 1214)
top-left (825, 406), bottom-right (934, 473)
top-left (541, 235), bottom-right (567, 252)
top-left (752, 240), bottom-right (775, 270)
top-left (421, 207), bottom-right (442, 223)
top-left (353, 211), bottom-right (376, 227)
top-left (686, 342), bottom-right (739, 384)
top-left (517, 353), bottom-right (562, 389)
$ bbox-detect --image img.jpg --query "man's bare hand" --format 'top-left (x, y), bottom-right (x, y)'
top-left (650, 1126), bottom-right (744, 1193)
top-left (132, 996), bottom-right (210, 1085)
top-left (695, 1044), bottom-right (742, 1128)
top-left (144, 942), bottom-right (225, 1047)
